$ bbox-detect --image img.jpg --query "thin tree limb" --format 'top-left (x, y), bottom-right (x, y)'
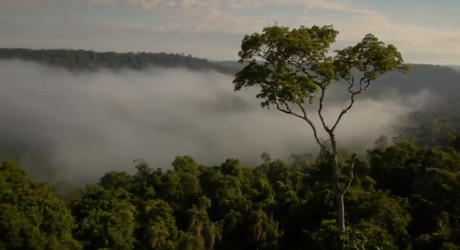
top-left (316, 86), bottom-right (330, 134)
top-left (274, 101), bottom-right (324, 148)
top-left (342, 153), bottom-right (357, 194)
top-left (330, 76), bottom-right (371, 132)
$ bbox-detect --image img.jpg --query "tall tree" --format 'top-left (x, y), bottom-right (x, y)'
top-left (233, 24), bottom-right (408, 232)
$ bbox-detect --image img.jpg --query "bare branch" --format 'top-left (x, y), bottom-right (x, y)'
top-left (274, 101), bottom-right (324, 148)
top-left (275, 101), bottom-right (304, 119)
top-left (342, 153), bottom-right (357, 194)
top-left (287, 57), bottom-right (333, 140)
top-left (316, 85), bottom-right (330, 134)
top-left (330, 76), bottom-right (371, 132)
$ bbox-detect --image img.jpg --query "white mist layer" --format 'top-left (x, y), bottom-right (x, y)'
top-left (0, 60), bottom-right (430, 183)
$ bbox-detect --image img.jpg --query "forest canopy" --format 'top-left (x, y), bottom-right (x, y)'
top-left (2, 140), bottom-right (460, 249)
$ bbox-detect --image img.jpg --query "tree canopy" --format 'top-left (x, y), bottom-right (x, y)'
top-left (2, 138), bottom-right (460, 249)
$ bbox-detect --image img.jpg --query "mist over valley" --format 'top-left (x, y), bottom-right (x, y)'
top-left (1, 52), bottom-right (443, 184)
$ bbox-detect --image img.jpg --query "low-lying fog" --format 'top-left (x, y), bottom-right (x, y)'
top-left (0, 60), bottom-right (431, 184)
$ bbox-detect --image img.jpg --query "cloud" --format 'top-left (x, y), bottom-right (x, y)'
top-left (0, 60), bottom-right (427, 184)
top-left (0, 0), bottom-right (81, 9)
top-left (88, 0), bottom-right (376, 14)
top-left (82, 0), bottom-right (377, 30)
top-left (1, 0), bottom-right (459, 63)
top-left (302, 0), bottom-right (376, 14)
top-left (0, 0), bottom-right (38, 9)
top-left (89, 0), bottom-right (220, 13)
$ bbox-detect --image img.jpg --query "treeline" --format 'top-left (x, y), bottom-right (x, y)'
top-left (2, 136), bottom-right (460, 249)
top-left (2, 48), bottom-right (460, 99)
top-left (401, 98), bottom-right (460, 147)
top-left (0, 48), bottom-right (236, 75)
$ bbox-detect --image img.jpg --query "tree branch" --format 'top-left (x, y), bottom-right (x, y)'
top-left (341, 153), bottom-right (357, 194)
top-left (274, 101), bottom-right (324, 148)
top-left (315, 84), bottom-right (339, 168)
top-left (330, 76), bottom-right (370, 132)
top-left (316, 85), bottom-right (330, 134)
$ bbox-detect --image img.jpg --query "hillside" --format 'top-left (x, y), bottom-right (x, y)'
top-left (0, 48), bottom-right (236, 75)
top-left (448, 65), bottom-right (460, 71)
top-left (214, 61), bottom-right (460, 98)
top-left (1, 48), bottom-right (460, 98)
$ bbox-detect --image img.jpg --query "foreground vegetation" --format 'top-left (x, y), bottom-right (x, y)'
top-left (2, 139), bottom-right (460, 249)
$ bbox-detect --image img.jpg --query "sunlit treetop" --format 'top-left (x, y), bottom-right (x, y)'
top-left (233, 24), bottom-right (409, 109)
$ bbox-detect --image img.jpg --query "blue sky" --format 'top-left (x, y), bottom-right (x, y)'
top-left (1, 0), bottom-right (459, 64)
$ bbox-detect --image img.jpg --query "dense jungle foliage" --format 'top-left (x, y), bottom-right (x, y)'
top-left (2, 25), bottom-right (460, 249)
top-left (2, 138), bottom-right (460, 250)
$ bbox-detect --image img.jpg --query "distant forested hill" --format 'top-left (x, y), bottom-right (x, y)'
top-left (0, 48), bottom-right (236, 75)
top-left (214, 61), bottom-right (460, 98)
top-left (448, 65), bottom-right (460, 71)
top-left (1, 48), bottom-right (460, 98)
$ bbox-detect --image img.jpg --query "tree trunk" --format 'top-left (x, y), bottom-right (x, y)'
top-left (336, 191), bottom-right (345, 232)
top-left (330, 134), bottom-right (347, 232)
